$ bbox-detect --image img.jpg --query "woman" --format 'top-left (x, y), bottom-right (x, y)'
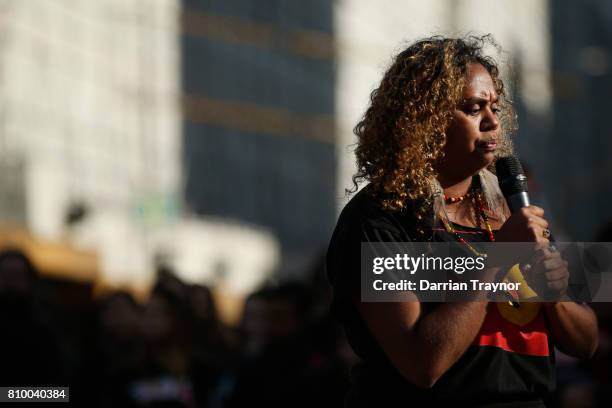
top-left (326, 35), bottom-right (598, 407)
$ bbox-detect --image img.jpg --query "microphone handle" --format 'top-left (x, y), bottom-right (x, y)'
top-left (506, 192), bottom-right (530, 213)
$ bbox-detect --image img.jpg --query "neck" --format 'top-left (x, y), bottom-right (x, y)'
top-left (438, 174), bottom-right (474, 198)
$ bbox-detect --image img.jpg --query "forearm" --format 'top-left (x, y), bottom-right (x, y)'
top-left (413, 301), bottom-right (488, 384)
top-left (356, 298), bottom-right (488, 388)
top-left (543, 302), bottom-right (598, 359)
top-left (407, 265), bottom-right (506, 384)
top-left (356, 265), bottom-right (497, 388)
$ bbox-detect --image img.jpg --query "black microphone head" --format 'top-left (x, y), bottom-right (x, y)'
top-left (495, 156), bottom-right (528, 197)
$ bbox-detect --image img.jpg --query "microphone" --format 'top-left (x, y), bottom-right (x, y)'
top-left (495, 156), bottom-right (534, 306)
top-left (495, 155), bottom-right (554, 247)
top-left (496, 156), bottom-right (558, 304)
top-left (495, 156), bottom-right (530, 212)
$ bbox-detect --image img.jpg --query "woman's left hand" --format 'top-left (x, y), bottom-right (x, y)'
top-left (524, 246), bottom-right (569, 300)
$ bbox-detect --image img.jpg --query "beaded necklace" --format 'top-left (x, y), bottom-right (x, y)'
top-left (439, 188), bottom-right (495, 257)
top-left (443, 191), bottom-right (472, 204)
top-left (440, 188), bottom-right (521, 306)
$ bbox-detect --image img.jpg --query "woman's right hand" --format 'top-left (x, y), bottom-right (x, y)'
top-left (495, 205), bottom-right (550, 243)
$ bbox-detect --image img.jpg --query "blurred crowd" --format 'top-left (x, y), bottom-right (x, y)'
top-left (1, 219), bottom-right (612, 407)
top-left (555, 220), bottom-right (612, 408)
top-left (0, 250), bottom-right (355, 407)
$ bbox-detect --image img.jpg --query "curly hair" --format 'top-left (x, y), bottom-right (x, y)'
top-left (350, 35), bottom-right (516, 222)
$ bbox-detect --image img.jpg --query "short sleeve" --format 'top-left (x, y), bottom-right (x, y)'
top-left (326, 210), bottom-right (407, 317)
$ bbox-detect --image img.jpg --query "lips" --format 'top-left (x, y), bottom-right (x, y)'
top-left (477, 140), bottom-right (497, 152)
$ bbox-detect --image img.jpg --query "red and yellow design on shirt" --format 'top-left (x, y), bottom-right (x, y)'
top-left (473, 264), bottom-right (550, 357)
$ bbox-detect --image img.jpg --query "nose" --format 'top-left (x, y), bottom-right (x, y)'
top-left (481, 107), bottom-right (500, 132)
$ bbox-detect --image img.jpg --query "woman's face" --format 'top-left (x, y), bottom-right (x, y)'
top-left (438, 63), bottom-right (501, 180)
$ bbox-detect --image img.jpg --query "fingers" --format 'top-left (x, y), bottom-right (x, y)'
top-left (542, 256), bottom-right (567, 271)
top-left (519, 206), bottom-right (549, 242)
top-left (527, 216), bottom-right (548, 230)
top-left (545, 277), bottom-right (568, 293)
top-left (545, 266), bottom-right (568, 283)
top-left (521, 205), bottom-right (544, 217)
top-left (497, 205), bottom-right (550, 243)
top-left (531, 249), bottom-right (565, 270)
top-left (527, 252), bottom-right (569, 297)
top-left (544, 262), bottom-right (569, 281)
top-left (532, 227), bottom-right (550, 244)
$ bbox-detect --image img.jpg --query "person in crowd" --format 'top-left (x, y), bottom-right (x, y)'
top-left (87, 291), bottom-right (145, 407)
top-left (0, 249), bottom-right (66, 386)
top-left (129, 277), bottom-right (196, 407)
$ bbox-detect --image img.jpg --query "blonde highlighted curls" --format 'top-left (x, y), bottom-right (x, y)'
top-left (350, 35), bottom-right (516, 221)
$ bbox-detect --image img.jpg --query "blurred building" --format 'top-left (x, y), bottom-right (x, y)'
top-left (0, 0), bottom-right (182, 286)
top-left (549, 0), bottom-right (612, 240)
top-left (0, 1), bottom-right (182, 236)
top-left (179, 0), bottom-right (336, 266)
top-left (0, 0), bottom-right (278, 293)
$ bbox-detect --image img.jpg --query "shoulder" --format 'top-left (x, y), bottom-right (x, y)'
top-left (337, 186), bottom-right (403, 236)
top-left (329, 185), bottom-right (418, 252)
top-left (326, 187), bottom-right (421, 321)
top-left (326, 186), bottom-right (413, 311)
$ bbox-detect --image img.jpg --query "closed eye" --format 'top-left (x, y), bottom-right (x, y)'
top-left (465, 105), bottom-right (501, 116)
top-left (462, 97), bottom-right (500, 116)
top-left (466, 105), bottom-right (481, 115)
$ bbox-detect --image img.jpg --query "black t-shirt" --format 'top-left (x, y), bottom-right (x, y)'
top-left (326, 185), bottom-right (555, 407)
